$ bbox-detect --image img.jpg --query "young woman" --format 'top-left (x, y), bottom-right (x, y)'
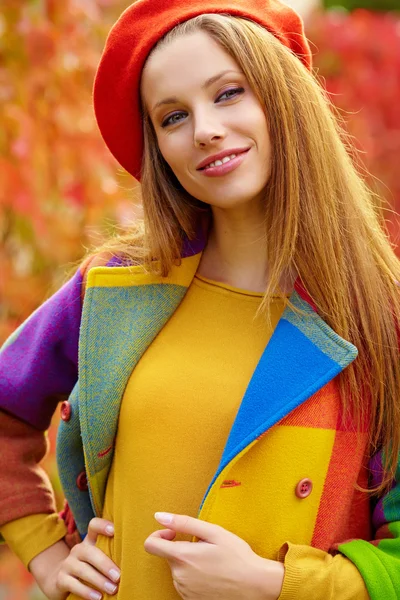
top-left (1, 1), bottom-right (400, 599)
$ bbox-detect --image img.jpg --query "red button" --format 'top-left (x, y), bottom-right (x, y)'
top-left (76, 471), bottom-right (88, 492)
top-left (295, 478), bottom-right (313, 499)
top-left (60, 401), bottom-right (72, 422)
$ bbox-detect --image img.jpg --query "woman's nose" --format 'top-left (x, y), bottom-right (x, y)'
top-left (193, 113), bottom-right (226, 147)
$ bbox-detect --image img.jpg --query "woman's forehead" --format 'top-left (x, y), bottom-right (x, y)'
top-left (141, 31), bottom-right (240, 110)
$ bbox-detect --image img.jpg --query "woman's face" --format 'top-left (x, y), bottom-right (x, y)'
top-left (141, 30), bottom-right (272, 212)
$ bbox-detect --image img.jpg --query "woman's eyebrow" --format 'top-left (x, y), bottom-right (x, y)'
top-left (151, 69), bottom-right (243, 113)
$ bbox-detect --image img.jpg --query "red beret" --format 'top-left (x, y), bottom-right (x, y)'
top-left (93, 0), bottom-right (312, 181)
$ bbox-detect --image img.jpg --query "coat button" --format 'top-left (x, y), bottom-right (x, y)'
top-left (60, 401), bottom-right (72, 422)
top-left (76, 471), bottom-right (88, 492)
top-left (295, 478), bottom-right (313, 499)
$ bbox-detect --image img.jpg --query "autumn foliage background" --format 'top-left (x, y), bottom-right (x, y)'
top-left (1, 1), bottom-right (400, 597)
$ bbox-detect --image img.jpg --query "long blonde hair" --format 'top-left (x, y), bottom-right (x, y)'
top-left (93, 13), bottom-right (400, 494)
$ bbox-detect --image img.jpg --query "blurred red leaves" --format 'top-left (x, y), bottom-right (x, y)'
top-left (0, 0), bottom-right (138, 346)
top-left (308, 8), bottom-right (400, 245)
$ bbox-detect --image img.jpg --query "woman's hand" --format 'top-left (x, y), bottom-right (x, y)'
top-left (144, 512), bottom-right (284, 600)
top-left (31, 518), bottom-right (120, 600)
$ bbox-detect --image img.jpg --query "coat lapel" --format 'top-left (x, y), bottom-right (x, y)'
top-left (79, 253), bottom-right (202, 516)
top-left (199, 289), bottom-right (358, 510)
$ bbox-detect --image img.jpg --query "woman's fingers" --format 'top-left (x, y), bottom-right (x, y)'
top-left (72, 543), bottom-right (121, 584)
top-left (67, 560), bottom-right (118, 598)
top-left (53, 517), bottom-right (120, 600)
top-left (57, 543), bottom-right (120, 600)
top-left (63, 518), bottom-right (120, 595)
top-left (57, 571), bottom-right (105, 600)
top-left (85, 518), bottom-right (115, 546)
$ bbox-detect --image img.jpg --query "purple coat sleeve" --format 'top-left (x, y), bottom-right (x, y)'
top-left (0, 266), bottom-right (84, 430)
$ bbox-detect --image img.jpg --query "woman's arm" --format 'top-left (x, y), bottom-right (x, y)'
top-left (276, 543), bottom-right (370, 599)
top-left (0, 263), bottom-right (84, 429)
top-left (0, 409), bottom-right (64, 533)
top-left (0, 262), bottom-right (88, 555)
top-left (0, 265), bottom-right (121, 599)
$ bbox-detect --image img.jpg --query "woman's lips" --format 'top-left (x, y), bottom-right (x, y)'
top-left (199, 148), bottom-right (251, 177)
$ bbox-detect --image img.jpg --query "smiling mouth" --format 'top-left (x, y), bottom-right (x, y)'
top-left (198, 149), bottom-right (250, 170)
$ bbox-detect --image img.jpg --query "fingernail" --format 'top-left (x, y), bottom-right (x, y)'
top-left (90, 592), bottom-right (102, 600)
top-left (105, 525), bottom-right (114, 535)
top-left (104, 582), bottom-right (117, 594)
top-left (154, 512), bottom-right (173, 524)
top-left (109, 568), bottom-right (120, 582)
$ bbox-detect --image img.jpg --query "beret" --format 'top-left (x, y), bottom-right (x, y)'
top-left (93, 0), bottom-right (312, 181)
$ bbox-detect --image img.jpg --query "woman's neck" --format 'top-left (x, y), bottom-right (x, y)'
top-left (197, 210), bottom-right (296, 294)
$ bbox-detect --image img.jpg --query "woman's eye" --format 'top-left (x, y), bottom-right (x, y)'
top-left (161, 87), bottom-right (244, 128)
top-left (161, 112), bottom-right (185, 128)
top-left (217, 87), bottom-right (244, 101)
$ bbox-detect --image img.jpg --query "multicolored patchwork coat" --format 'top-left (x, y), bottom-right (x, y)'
top-left (1, 231), bottom-right (400, 599)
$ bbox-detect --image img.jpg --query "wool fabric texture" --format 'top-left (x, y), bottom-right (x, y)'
top-left (93, 0), bottom-right (312, 180)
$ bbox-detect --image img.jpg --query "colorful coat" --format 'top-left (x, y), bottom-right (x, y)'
top-left (1, 232), bottom-right (400, 599)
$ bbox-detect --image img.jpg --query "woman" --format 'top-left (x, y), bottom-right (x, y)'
top-left (1, 1), bottom-right (400, 599)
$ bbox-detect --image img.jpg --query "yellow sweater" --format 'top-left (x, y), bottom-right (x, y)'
top-left (93, 273), bottom-right (286, 599)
